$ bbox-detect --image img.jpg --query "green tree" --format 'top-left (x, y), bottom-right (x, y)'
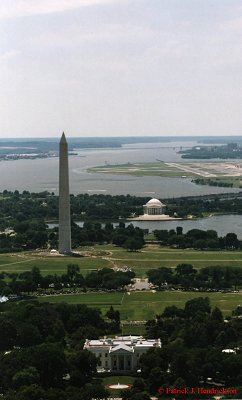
top-left (210, 307), bottom-right (223, 323)
top-left (124, 237), bottom-right (144, 252)
top-left (12, 367), bottom-right (40, 389)
top-left (184, 297), bottom-right (211, 318)
top-left (15, 384), bottom-right (45, 400)
top-left (0, 318), bottom-right (17, 350)
top-left (68, 349), bottom-right (98, 387)
top-left (31, 343), bottom-right (67, 388)
top-left (225, 232), bottom-right (239, 249)
top-left (67, 264), bottom-right (80, 282)
top-left (176, 264), bottom-right (195, 276)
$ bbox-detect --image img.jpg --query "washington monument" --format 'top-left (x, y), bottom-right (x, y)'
top-left (59, 132), bottom-right (71, 254)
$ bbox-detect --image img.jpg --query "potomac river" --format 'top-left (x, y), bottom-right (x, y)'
top-left (48, 214), bottom-right (242, 239)
top-left (0, 140), bottom-right (241, 198)
top-left (1, 140), bottom-right (242, 236)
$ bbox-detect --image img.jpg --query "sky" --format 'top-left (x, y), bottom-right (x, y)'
top-left (1, 0), bottom-right (242, 138)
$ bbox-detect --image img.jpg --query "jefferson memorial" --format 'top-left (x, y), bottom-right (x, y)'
top-left (143, 198), bottom-right (166, 215)
top-left (130, 197), bottom-right (181, 221)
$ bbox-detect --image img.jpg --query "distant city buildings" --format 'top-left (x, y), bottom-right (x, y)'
top-left (84, 336), bottom-right (161, 373)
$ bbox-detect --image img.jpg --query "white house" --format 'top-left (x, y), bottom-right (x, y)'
top-left (84, 335), bottom-right (161, 372)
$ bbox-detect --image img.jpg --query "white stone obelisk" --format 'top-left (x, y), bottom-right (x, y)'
top-left (59, 132), bottom-right (71, 254)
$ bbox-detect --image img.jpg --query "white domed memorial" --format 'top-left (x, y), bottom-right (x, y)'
top-left (143, 198), bottom-right (166, 215)
top-left (129, 197), bottom-right (181, 221)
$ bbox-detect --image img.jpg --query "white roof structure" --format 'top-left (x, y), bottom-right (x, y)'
top-left (84, 336), bottom-right (161, 373)
top-left (222, 348), bottom-right (236, 354)
top-left (110, 343), bottom-right (134, 353)
top-left (84, 335), bottom-right (161, 351)
top-left (0, 296), bottom-right (8, 303)
top-left (146, 198), bottom-right (166, 207)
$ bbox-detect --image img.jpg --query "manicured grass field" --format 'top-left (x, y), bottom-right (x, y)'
top-left (122, 324), bottom-right (146, 336)
top-left (0, 252), bottom-right (111, 276)
top-left (38, 292), bottom-right (124, 305)
top-left (101, 375), bottom-right (135, 396)
top-left (101, 245), bottom-right (242, 274)
top-left (1, 245), bottom-right (242, 278)
top-left (38, 290), bottom-right (242, 319)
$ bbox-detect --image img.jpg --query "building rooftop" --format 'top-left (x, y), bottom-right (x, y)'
top-left (84, 336), bottom-right (161, 350)
top-left (146, 198), bottom-right (165, 207)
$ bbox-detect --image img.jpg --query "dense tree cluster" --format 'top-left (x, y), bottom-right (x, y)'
top-left (1, 190), bottom-right (242, 232)
top-left (154, 227), bottom-right (241, 250)
top-left (192, 178), bottom-right (234, 188)
top-left (50, 221), bottom-right (145, 251)
top-left (0, 300), bottom-right (120, 399)
top-left (147, 264), bottom-right (242, 290)
top-left (0, 266), bottom-right (135, 297)
top-left (141, 298), bottom-right (242, 394)
top-left (165, 194), bottom-right (242, 218)
top-left (0, 190), bottom-right (146, 251)
top-left (1, 191), bottom-right (242, 252)
top-left (179, 143), bottom-right (242, 159)
top-left (0, 221), bottom-right (48, 253)
top-left (0, 191), bottom-right (147, 226)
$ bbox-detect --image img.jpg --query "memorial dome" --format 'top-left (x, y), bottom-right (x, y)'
top-left (143, 198), bottom-right (166, 216)
top-left (146, 198), bottom-right (163, 207)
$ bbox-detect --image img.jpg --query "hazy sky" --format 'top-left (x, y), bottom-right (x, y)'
top-left (1, 0), bottom-right (242, 138)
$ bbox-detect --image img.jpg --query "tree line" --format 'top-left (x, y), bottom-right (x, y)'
top-left (1, 190), bottom-right (242, 227)
top-left (0, 299), bottom-right (121, 400)
top-left (1, 190), bottom-right (242, 253)
top-left (154, 227), bottom-right (241, 250)
top-left (147, 264), bottom-right (242, 290)
top-left (122, 298), bottom-right (242, 399)
top-left (0, 266), bottom-right (135, 297)
top-left (192, 178), bottom-right (235, 188)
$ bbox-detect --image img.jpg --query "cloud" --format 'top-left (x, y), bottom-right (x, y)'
top-left (29, 23), bottom-right (154, 48)
top-left (220, 16), bottom-right (242, 34)
top-left (0, 0), bottom-right (117, 19)
top-left (0, 50), bottom-right (21, 61)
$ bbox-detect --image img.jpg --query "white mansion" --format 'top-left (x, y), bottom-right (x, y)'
top-left (84, 336), bottom-right (161, 373)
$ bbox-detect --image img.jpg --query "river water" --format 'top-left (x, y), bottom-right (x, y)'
top-left (48, 214), bottom-right (242, 238)
top-left (3, 138), bottom-right (239, 234)
top-left (131, 214), bottom-right (242, 238)
top-left (0, 140), bottom-right (240, 198)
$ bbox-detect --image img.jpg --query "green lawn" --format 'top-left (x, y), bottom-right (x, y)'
top-left (102, 246), bottom-right (242, 274)
top-left (88, 162), bottom-right (196, 177)
top-left (101, 375), bottom-right (135, 396)
top-left (0, 253), bottom-right (111, 276)
top-left (38, 292), bottom-right (124, 305)
top-left (38, 290), bottom-right (242, 319)
top-left (1, 246), bottom-right (242, 278)
top-left (122, 324), bottom-right (146, 336)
